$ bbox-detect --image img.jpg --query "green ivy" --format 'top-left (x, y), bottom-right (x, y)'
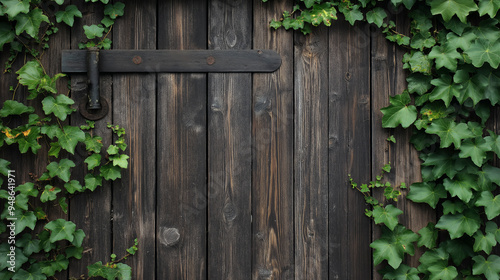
top-left (0, 0), bottom-right (135, 279)
top-left (269, 0), bottom-right (500, 279)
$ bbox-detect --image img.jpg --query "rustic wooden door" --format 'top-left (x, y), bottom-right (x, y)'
top-left (0, 0), bottom-right (433, 279)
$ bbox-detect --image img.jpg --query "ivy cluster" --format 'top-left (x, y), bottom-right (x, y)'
top-left (0, 1), bottom-right (135, 279)
top-left (269, 0), bottom-right (500, 279)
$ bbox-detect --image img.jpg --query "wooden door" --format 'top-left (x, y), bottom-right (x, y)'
top-left (0, 0), bottom-right (433, 279)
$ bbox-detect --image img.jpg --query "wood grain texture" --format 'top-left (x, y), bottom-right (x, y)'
top-left (68, 1), bottom-right (112, 277)
top-left (252, 0), bottom-right (294, 279)
top-left (328, 19), bottom-right (372, 280)
top-left (208, 0), bottom-right (253, 279)
top-left (294, 26), bottom-right (330, 279)
top-left (156, 0), bottom-right (208, 279)
top-left (111, 0), bottom-right (157, 279)
top-left (371, 12), bottom-right (434, 278)
top-left (61, 50), bottom-right (281, 73)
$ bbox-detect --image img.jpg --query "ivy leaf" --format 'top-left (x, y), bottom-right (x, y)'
top-left (72, 229), bottom-right (85, 247)
top-left (14, 8), bottom-right (49, 38)
top-left (371, 225), bottom-right (419, 269)
top-left (381, 264), bottom-right (420, 280)
top-left (83, 25), bottom-right (104, 39)
top-left (407, 73), bottom-right (432, 95)
top-left (107, 144), bottom-right (119, 155)
top-left (104, 2), bottom-right (125, 19)
top-left (56, 126), bottom-right (85, 154)
top-left (421, 150), bottom-right (466, 180)
top-left (40, 185), bottom-right (61, 202)
top-left (442, 200), bottom-right (466, 214)
top-left (66, 246), bottom-right (83, 260)
top-left (366, 7), bottom-right (387, 28)
top-left (42, 94), bottom-right (75, 121)
top-left (41, 124), bottom-right (62, 140)
top-left (48, 142), bottom-right (61, 157)
top-left (418, 223), bottom-right (438, 249)
top-left (466, 39), bottom-right (500, 69)
top-left (111, 154), bottom-right (129, 169)
top-left (472, 255), bottom-right (500, 280)
top-left (44, 219), bottom-right (76, 243)
top-left (428, 44), bottom-right (461, 71)
top-left (0, 22), bottom-right (15, 50)
top-left (0, 100), bottom-right (34, 117)
top-left (59, 197), bottom-right (68, 214)
top-left (429, 75), bottom-right (462, 107)
top-left (475, 164), bottom-right (500, 191)
top-left (55, 5), bottom-right (82, 27)
top-left (410, 32), bottom-right (436, 50)
top-left (459, 138), bottom-right (492, 166)
top-left (454, 71), bottom-right (487, 105)
top-left (17, 233), bottom-right (41, 256)
top-left (475, 191), bottom-right (500, 220)
top-left (16, 211), bottom-right (36, 235)
top-left (16, 182), bottom-right (38, 197)
top-left (46, 159), bottom-right (76, 182)
top-left (443, 176), bottom-right (477, 203)
top-left (64, 180), bottom-right (83, 194)
top-left (341, 5), bottom-right (363, 25)
top-left (436, 209), bottom-right (481, 239)
top-left (446, 31), bottom-right (477, 51)
top-left (16, 60), bottom-right (43, 91)
top-left (381, 91), bottom-right (417, 128)
top-left (84, 173), bottom-right (102, 191)
top-left (372, 204), bottom-right (403, 230)
top-left (84, 133), bottom-right (103, 152)
top-left (407, 182), bottom-right (446, 208)
top-left (11, 268), bottom-right (46, 280)
top-left (429, 0), bottom-right (478, 22)
top-left (100, 163), bottom-right (122, 181)
top-left (407, 51), bottom-right (432, 75)
top-left (473, 229), bottom-right (497, 254)
top-left (84, 153), bottom-right (101, 171)
top-left (425, 118), bottom-right (474, 149)
top-left (427, 264), bottom-right (458, 280)
top-left (1, 0), bottom-right (30, 18)
top-left (418, 247), bottom-right (449, 273)
top-left (478, 0), bottom-right (500, 17)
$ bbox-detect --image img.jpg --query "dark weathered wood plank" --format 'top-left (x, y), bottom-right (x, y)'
top-left (328, 19), bottom-right (372, 280)
top-left (294, 26), bottom-right (329, 279)
top-left (156, 0), bottom-right (208, 279)
top-left (68, 1), bottom-right (113, 277)
top-left (252, 0), bottom-right (294, 279)
top-left (208, 0), bottom-right (253, 279)
top-left (111, 1), bottom-right (156, 279)
top-left (371, 12), bottom-right (433, 278)
top-left (61, 50), bottom-right (281, 73)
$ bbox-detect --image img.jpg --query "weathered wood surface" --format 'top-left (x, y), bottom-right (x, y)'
top-left (111, 0), bottom-right (157, 279)
top-left (329, 18), bottom-right (372, 280)
top-left (156, 0), bottom-right (207, 279)
top-left (0, 1), bottom-right (430, 279)
top-left (252, 0), bottom-right (295, 279)
top-left (61, 50), bottom-right (281, 73)
top-left (208, 0), bottom-right (253, 279)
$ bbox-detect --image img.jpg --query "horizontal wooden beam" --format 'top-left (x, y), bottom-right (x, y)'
top-left (61, 49), bottom-right (281, 73)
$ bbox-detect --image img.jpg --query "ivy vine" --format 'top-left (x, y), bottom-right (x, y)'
top-left (269, 0), bottom-right (500, 279)
top-left (0, 0), bottom-right (135, 279)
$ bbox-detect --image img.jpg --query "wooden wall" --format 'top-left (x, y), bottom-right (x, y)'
top-left (0, 0), bottom-right (433, 279)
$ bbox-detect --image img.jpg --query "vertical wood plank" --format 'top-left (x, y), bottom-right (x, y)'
top-left (328, 19), bottom-right (372, 280)
top-left (111, 1), bottom-right (156, 279)
top-left (294, 26), bottom-right (329, 279)
top-left (68, 1), bottom-right (113, 277)
top-left (156, 1), bottom-right (208, 279)
top-left (252, 0), bottom-right (294, 279)
top-left (208, 0), bottom-right (253, 279)
top-left (371, 11), bottom-right (434, 277)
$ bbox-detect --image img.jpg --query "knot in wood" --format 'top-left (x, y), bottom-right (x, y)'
top-left (160, 227), bottom-right (180, 247)
top-left (344, 72), bottom-right (351, 81)
top-left (223, 202), bottom-right (238, 223)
